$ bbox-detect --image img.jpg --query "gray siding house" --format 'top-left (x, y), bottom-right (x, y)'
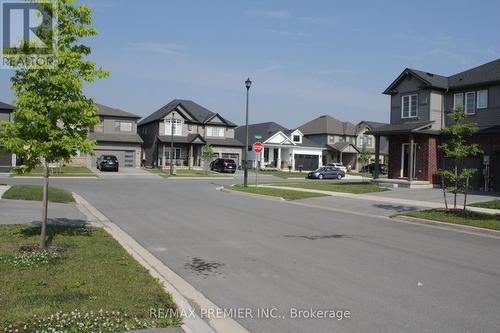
top-left (0, 102), bottom-right (15, 172)
top-left (371, 58), bottom-right (500, 190)
top-left (138, 99), bottom-right (243, 168)
top-left (72, 104), bottom-right (143, 168)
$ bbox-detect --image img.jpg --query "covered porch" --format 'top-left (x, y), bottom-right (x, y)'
top-left (257, 145), bottom-right (323, 171)
top-left (325, 142), bottom-right (359, 170)
top-left (369, 121), bottom-right (439, 184)
top-left (156, 134), bottom-right (206, 168)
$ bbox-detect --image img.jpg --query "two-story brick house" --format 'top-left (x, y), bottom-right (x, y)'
top-left (138, 99), bottom-right (243, 168)
top-left (371, 58), bottom-right (500, 190)
top-left (0, 101), bottom-right (15, 173)
top-left (72, 103), bottom-right (143, 168)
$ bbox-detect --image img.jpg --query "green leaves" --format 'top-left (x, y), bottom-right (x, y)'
top-left (0, 0), bottom-right (109, 171)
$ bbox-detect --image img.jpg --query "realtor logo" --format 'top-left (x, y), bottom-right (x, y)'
top-left (1, 0), bottom-right (58, 68)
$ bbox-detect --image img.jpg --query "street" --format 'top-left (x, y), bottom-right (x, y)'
top-left (3, 176), bottom-right (500, 333)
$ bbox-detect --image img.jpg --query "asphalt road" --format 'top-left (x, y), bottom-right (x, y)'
top-left (4, 176), bottom-right (500, 333)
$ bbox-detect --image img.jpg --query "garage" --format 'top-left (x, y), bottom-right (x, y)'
top-left (0, 151), bottom-right (12, 173)
top-left (294, 154), bottom-right (319, 171)
top-left (221, 153), bottom-right (239, 161)
top-left (93, 150), bottom-right (135, 168)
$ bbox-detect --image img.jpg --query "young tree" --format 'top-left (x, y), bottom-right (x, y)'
top-left (358, 144), bottom-right (371, 182)
top-left (0, 0), bottom-right (109, 249)
top-left (201, 144), bottom-right (214, 174)
top-left (435, 107), bottom-right (482, 211)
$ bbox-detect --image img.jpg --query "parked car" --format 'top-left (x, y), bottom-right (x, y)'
top-left (211, 158), bottom-right (237, 173)
top-left (96, 155), bottom-right (119, 172)
top-left (307, 166), bottom-right (345, 180)
top-left (361, 163), bottom-right (387, 175)
top-left (326, 163), bottom-right (347, 172)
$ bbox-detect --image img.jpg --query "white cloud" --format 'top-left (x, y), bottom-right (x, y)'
top-left (246, 9), bottom-right (291, 18)
top-left (130, 42), bottom-right (184, 55)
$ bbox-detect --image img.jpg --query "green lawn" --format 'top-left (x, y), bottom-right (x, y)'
top-left (12, 165), bottom-right (95, 177)
top-left (0, 224), bottom-right (180, 332)
top-left (258, 169), bottom-right (307, 179)
top-left (230, 184), bottom-right (327, 201)
top-left (269, 182), bottom-right (387, 194)
top-left (2, 185), bottom-right (75, 203)
top-left (145, 168), bottom-right (232, 178)
top-left (400, 209), bottom-right (500, 231)
top-left (469, 199), bottom-right (500, 210)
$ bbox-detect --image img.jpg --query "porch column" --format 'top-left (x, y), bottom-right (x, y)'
top-left (290, 149), bottom-right (295, 171)
top-left (408, 135), bottom-right (414, 182)
top-left (161, 144), bottom-right (166, 168)
top-left (340, 152), bottom-right (343, 164)
top-left (260, 149), bottom-right (265, 169)
top-left (277, 148), bottom-right (282, 170)
top-left (188, 144), bottom-right (193, 168)
top-left (318, 153), bottom-right (323, 167)
top-left (374, 135), bottom-right (380, 179)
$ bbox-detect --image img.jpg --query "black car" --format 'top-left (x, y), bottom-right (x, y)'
top-left (211, 158), bottom-right (237, 173)
top-left (307, 166), bottom-right (345, 180)
top-left (361, 163), bottom-right (387, 175)
top-left (96, 155), bottom-right (119, 171)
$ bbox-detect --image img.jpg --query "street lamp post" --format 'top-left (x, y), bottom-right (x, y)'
top-left (243, 78), bottom-right (252, 187)
top-left (170, 111), bottom-right (175, 175)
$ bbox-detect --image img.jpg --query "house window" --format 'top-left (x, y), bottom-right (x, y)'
top-left (453, 93), bottom-right (464, 109)
top-left (188, 124), bottom-right (193, 131)
top-left (465, 92), bottom-right (476, 114)
top-left (477, 90), bottom-right (488, 109)
top-left (402, 94), bottom-right (418, 118)
top-left (164, 147), bottom-right (181, 159)
top-left (114, 121), bottom-right (133, 132)
top-left (293, 135), bottom-right (301, 142)
top-left (360, 135), bottom-right (372, 146)
top-left (165, 119), bottom-right (183, 135)
top-left (206, 126), bottom-right (224, 137)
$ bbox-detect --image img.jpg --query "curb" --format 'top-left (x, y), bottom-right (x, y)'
top-left (11, 176), bottom-right (98, 179)
top-left (72, 193), bottom-right (249, 333)
top-left (394, 215), bottom-right (500, 239)
top-left (166, 177), bottom-right (234, 180)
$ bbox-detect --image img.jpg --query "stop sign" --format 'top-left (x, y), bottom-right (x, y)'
top-left (253, 141), bottom-right (263, 153)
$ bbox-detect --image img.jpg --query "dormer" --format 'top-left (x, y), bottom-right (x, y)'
top-left (290, 129), bottom-right (303, 144)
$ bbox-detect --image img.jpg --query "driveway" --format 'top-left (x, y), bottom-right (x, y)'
top-left (3, 177), bottom-right (500, 333)
top-left (93, 167), bottom-right (160, 179)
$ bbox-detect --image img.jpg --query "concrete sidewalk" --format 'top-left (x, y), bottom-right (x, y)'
top-left (259, 184), bottom-right (500, 215)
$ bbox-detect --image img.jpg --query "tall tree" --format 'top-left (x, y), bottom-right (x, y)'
top-left (435, 107), bottom-right (482, 211)
top-left (0, 0), bottom-right (109, 249)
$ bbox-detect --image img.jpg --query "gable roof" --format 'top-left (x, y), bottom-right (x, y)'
top-left (138, 99), bottom-right (237, 127)
top-left (355, 120), bottom-right (389, 134)
top-left (0, 101), bottom-right (14, 111)
top-left (235, 122), bottom-right (321, 148)
top-left (384, 58), bottom-right (500, 94)
top-left (298, 115), bottom-right (356, 136)
top-left (96, 103), bottom-right (141, 119)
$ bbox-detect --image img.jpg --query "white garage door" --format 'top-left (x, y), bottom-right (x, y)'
top-left (93, 150), bottom-right (135, 168)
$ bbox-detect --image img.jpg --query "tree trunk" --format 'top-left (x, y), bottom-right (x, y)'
top-left (40, 160), bottom-right (49, 249)
top-left (463, 176), bottom-right (469, 211)
top-left (441, 176), bottom-right (448, 210)
top-left (453, 165), bottom-right (458, 209)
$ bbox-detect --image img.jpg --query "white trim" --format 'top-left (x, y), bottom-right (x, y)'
top-left (264, 131), bottom-right (296, 146)
top-left (401, 94), bottom-right (418, 119)
top-left (465, 91), bottom-right (476, 114)
top-left (477, 89), bottom-right (488, 109)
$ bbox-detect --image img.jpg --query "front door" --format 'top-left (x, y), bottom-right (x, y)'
top-left (401, 143), bottom-right (416, 178)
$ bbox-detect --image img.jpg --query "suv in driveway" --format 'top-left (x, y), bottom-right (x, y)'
top-left (326, 163), bottom-right (347, 172)
top-left (211, 158), bottom-right (237, 173)
top-left (307, 166), bottom-right (345, 180)
top-left (96, 155), bottom-right (119, 172)
top-left (361, 163), bottom-right (387, 175)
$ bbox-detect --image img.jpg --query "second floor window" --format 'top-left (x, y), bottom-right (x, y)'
top-left (402, 94), bottom-right (418, 118)
top-left (293, 135), bottom-right (301, 142)
top-left (114, 121), bottom-right (132, 132)
top-left (165, 119), bottom-right (183, 135)
top-left (360, 135), bottom-right (372, 146)
top-left (453, 93), bottom-right (464, 109)
top-left (465, 92), bottom-right (476, 114)
top-left (206, 126), bottom-right (224, 137)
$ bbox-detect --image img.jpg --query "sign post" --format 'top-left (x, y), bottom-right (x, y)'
top-left (253, 141), bottom-right (264, 187)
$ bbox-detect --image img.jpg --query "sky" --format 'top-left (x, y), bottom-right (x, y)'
top-left (1, 0), bottom-right (499, 128)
